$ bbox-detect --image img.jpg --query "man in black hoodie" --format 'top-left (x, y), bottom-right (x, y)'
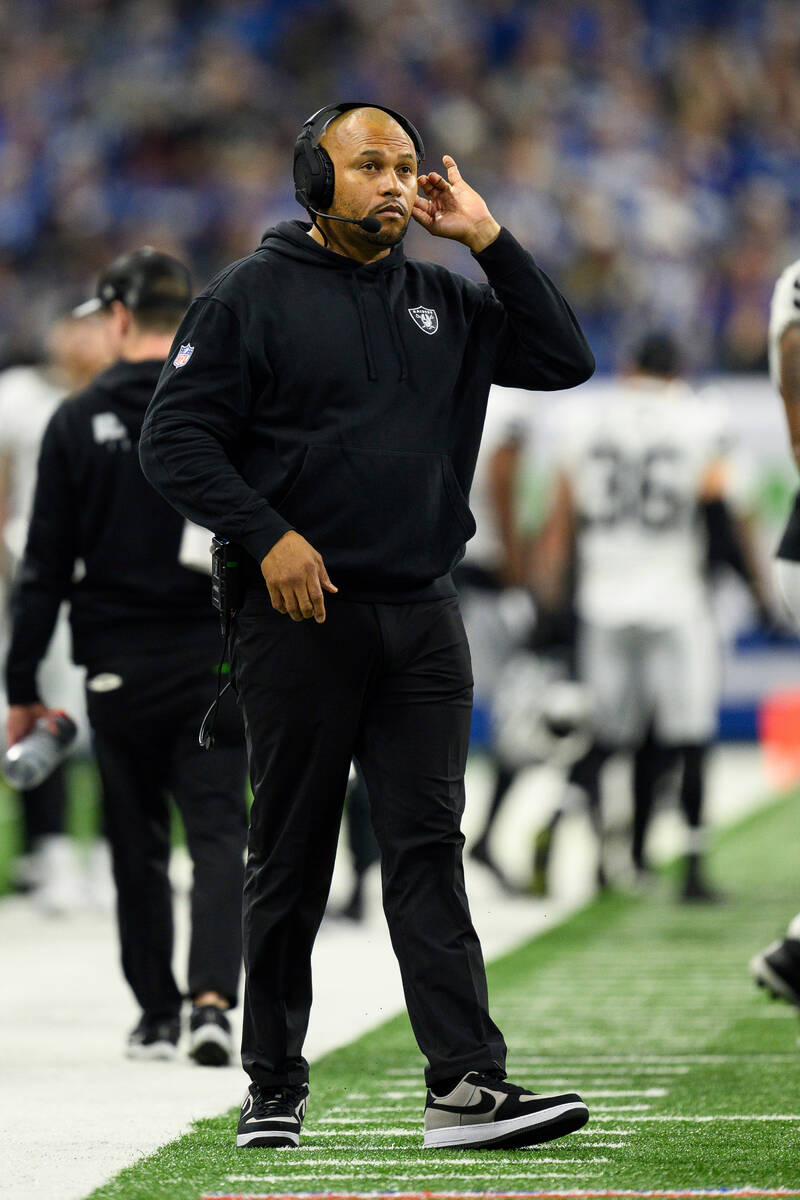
top-left (5, 249), bottom-right (249, 1065)
top-left (140, 104), bottom-right (595, 1151)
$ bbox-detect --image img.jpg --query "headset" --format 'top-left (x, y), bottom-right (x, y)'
top-left (293, 101), bottom-right (425, 220)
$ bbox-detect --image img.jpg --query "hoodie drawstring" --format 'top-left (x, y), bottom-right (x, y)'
top-left (351, 274), bottom-right (409, 383)
top-left (379, 276), bottom-right (408, 382)
top-left (351, 278), bottom-right (378, 382)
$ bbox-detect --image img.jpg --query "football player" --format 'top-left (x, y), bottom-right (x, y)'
top-left (456, 387), bottom-right (534, 892)
top-left (534, 333), bottom-right (765, 899)
top-left (750, 259), bottom-right (800, 1004)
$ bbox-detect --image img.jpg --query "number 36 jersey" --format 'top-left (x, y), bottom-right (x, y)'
top-left (559, 379), bottom-right (727, 629)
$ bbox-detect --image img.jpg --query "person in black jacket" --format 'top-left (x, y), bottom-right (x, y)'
top-left (5, 249), bottom-right (249, 1065)
top-left (140, 103), bottom-right (595, 1150)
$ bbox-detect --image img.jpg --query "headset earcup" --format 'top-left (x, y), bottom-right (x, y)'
top-left (314, 146), bottom-right (335, 210)
top-left (293, 134), bottom-right (335, 211)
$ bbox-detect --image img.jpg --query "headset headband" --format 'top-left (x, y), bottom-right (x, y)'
top-left (300, 102), bottom-right (425, 163)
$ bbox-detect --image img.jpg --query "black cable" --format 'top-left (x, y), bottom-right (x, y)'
top-left (198, 614), bottom-right (233, 750)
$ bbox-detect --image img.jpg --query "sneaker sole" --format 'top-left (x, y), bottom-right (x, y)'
top-left (423, 1101), bottom-right (590, 1149)
top-left (126, 1041), bottom-right (178, 1061)
top-left (190, 1025), bottom-right (233, 1067)
top-left (750, 950), bottom-right (800, 1006)
top-left (236, 1129), bottom-right (300, 1148)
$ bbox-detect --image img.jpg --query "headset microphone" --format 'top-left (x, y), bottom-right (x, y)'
top-left (307, 206), bottom-right (382, 234)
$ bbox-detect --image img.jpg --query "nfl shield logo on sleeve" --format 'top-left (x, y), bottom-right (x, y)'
top-left (173, 343), bottom-right (194, 368)
top-left (408, 306), bottom-right (439, 335)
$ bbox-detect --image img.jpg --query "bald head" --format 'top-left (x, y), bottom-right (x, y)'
top-left (319, 106), bottom-right (416, 163)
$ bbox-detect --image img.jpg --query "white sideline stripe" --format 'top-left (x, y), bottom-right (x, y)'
top-left (318, 1117), bottom-right (417, 1124)
top-left (591, 1113), bottom-right (800, 1122)
top-left (209, 1191), bottom-right (800, 1199)
top-left (503, 1054), bottom-right (799, 1063)
top-left (307, 1128), bottom-right (418, 1137)
top-left (581, 1142), bottom-right (628, 1148)
top-left (228, 1155), bottom-right (611, 1171)
top-left (591, 1105), bottom-right (653, 1112)
top-left (580, 1090), bottom-right (666, 1098)
top-left (221, 1171), bottom-right (600, 1181)
top-left (302, 1133), bottom-right (630, 1146)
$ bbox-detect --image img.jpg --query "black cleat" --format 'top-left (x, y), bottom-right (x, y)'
top-left (751, 938), bottom-right (800, 1006)
top-left (126, 1014), bottom-right (180, 1061)
top-left (236, 1082), bottom-right (309, 1148)
top-left (423, 1071), bottom-right (589, 1149)
top-left (189, 1005), bottom-right (233, 1066)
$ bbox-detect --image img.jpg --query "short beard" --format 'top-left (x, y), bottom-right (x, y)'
top-left (330, 208), bottom-right (411, 248)
top-left (361, 224), bottom-right (409, 248)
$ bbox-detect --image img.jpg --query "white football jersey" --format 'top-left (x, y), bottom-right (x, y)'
top-left (0, 365), bottom-right (66, 560)
top-left (768, 258), bottom-right (800, 388)
top-left (560, 379), bottom-right (727, 628)
top-left (463, 385), bottom-right (531, 573)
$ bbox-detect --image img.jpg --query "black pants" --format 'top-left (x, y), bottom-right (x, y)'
top-left (232, 592), bottom-right (507, 1089)
top-left (20, 766), bottom-right (67, 851)
top-left (86, 629), bottom-right (249, 1019)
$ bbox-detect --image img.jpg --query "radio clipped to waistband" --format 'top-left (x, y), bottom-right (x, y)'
top-left (201, 537), bottom-right (243, 752)
top-left (211, 536), bottom-right (243, 626)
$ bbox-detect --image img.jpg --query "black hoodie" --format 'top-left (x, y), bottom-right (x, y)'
top-left (140, 221), bottom-right (594, 600)
top-left (6, 360), bottom-right (216, 705)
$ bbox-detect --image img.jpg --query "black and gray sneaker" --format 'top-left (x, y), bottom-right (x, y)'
top-left (236, 1082), bottom-right (309, 1148)
top-left (126, 1014), bottom-right (180, 1061)
top-left (751, 937), bottom-right (800, 1006)
top-left (424, 1071), bottom-right (589, 1150)
top-left (189, 1005), bottom-right (233, 1066)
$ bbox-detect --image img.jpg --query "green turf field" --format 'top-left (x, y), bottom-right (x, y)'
top-left (85, 789), bottom-right (800, 1200)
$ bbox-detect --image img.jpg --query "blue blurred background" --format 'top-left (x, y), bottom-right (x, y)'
top-left (2, 0), bottom-right (800, 373)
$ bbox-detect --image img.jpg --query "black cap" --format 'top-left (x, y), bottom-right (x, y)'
top-left (72, 247), bottom-right (191, 319)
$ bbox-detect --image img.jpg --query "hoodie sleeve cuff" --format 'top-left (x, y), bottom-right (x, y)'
top-left (5, 671), bottom-right (42, 707)
top-left (471, 227), bottom-right (534, 279)
top-left (238, 505), bottom-right (295, 566)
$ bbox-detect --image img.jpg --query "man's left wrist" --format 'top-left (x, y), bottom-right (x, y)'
top-left (464, 218), bottom-right (501, 254)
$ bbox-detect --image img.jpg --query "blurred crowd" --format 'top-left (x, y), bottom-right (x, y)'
top-left (1, 0), bottom-right (800, 372)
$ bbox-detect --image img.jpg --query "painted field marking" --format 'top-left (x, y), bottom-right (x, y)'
top-left (201, 1188), bottom-right (800, 1199)
top-left (217, 1176), bottom-right (599, 1185)
top-left (589, 1105), bottom-right (653, 1112)
top-left (305, 1130), bottom-right (418, 1138)
top-left (580, 1143), bottom-right (627, 1148)
top-left (591, 1113), bottom-right (800, 1122)
top-left (227, 1157), bottom-right (611, 1171)
top-left (214, 1176), bottom-right (599, 1185)
top-left (305, 1128), bottom-right (638, 1138)
top-left (499, 1054), bottom-right (799, 1063)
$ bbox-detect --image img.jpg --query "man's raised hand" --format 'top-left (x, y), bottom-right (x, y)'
top-left (260, 530), bottom-right (337, 623)
top-left (413, 155), bottom-right (501, 253)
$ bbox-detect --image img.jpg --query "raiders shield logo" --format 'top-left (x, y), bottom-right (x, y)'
top-left (408, 306), bottom-right (439, 335)
top-left (173, 343), bottom-right (194, 368)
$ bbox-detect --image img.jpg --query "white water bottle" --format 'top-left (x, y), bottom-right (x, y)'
top-left (2, 711), bottom-right (77, 790)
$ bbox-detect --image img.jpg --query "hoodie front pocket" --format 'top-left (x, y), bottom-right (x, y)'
top-left (277, 444), bottom-right (476, 585)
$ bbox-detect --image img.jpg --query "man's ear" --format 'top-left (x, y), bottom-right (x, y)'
top-left (109, 300), bottom-right (131, 337)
